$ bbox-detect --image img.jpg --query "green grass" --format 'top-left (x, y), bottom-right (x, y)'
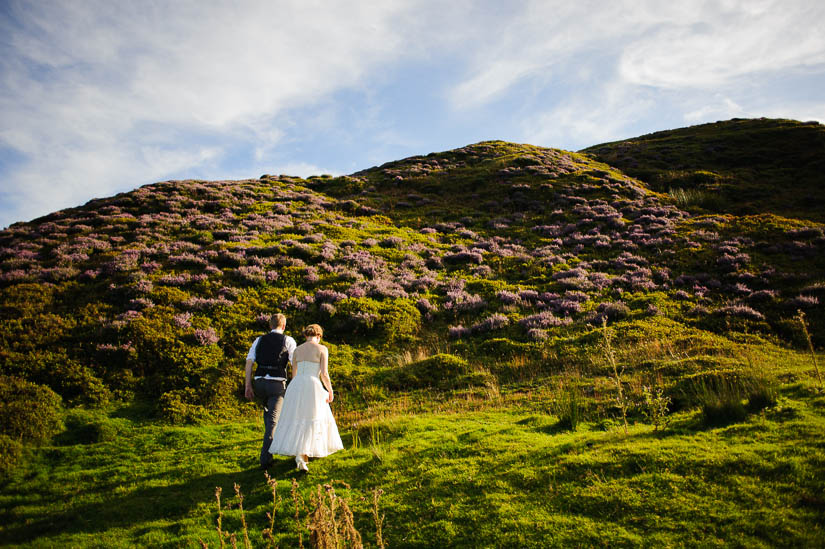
top-left (2, 355), bottom-right (824, 548)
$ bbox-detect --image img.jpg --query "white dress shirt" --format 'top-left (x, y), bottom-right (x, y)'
top-left (247, 328), bottom-right (297, 381)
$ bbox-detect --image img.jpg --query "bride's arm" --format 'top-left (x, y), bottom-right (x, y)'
top-left (290, 347), bottom-right (298, 380)
top-left (319, 347), bottom-right (334, 402)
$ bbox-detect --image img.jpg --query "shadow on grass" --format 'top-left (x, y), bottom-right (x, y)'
top-left (0, 458), bottom-right (306, 545)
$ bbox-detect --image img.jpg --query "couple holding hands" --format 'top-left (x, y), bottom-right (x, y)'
top-left (245, 313), bottom-right (343, 472)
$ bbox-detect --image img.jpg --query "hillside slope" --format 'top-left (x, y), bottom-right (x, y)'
top-left (582, 118), bottom-right (825, 222)
top-left (1, 128), bottom-right (824, 421)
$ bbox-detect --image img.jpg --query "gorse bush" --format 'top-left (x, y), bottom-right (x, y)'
top-left (0, 434), bottom-right (23, 477)
top-left (158, 387), bottom-right (212, 424)
top-left (0, 375), bottom-right (63, 443)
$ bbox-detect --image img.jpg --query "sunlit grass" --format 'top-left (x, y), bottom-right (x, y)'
top-left (2, 346), bottom-right (824, 547)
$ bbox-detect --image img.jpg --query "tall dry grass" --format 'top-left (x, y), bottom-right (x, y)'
top-left (203, 478), bottom-right (385, 548)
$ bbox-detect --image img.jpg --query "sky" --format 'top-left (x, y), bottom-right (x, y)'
top-left (1, 1), bottom-right (824, 228)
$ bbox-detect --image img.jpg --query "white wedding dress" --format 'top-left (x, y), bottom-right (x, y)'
top-left (269, 361), bottom-right (344, 458)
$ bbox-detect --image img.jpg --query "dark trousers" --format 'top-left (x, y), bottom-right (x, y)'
top-left (252, 378), bottom-right (286, 466)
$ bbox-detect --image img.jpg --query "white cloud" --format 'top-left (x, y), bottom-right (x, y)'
top-left (0, 0), bottom-right (430, 226)
top-left (684, 97), bottom-right (745, 123)
top-left (619, 2), bottom-right (825, 89)
top-left (448, 1), bottom-right (825, 106)
top-left (522, 79), bottom-right (657, 150)
top-left (265, 162), bottom-right (334, 179)
top-left (1, 0), bottom-right (823, 227)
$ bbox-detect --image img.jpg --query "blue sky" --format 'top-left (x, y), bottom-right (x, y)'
top-left (1, 0), bottom-right (824, 228)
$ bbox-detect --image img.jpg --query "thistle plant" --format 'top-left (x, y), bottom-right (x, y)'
top-left (215, 486), bottom-right (225, 549)
top-left (372, 488), bottom-right (386, 549)
top-left (642, 384), bottom-right (671, 431)
top-left (291, 478), bottom-right (305, 549)
top-left (233, 483), bottom-right (252, 549)
top-left (262, 473), bottom-right (280, 549)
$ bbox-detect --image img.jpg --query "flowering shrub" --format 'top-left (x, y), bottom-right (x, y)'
top-left (444, 250), bottom-right (484, 265)
top-left (471, 313), bottom-right (509, 333)
top-left (786, 295), bottom-right (819, 309)
top-left (519, 311), bottom-right (569, 329)
top-left (715, 304), bottom-right (765, 321)
top-left (193, 328), bottom-right (220, 346)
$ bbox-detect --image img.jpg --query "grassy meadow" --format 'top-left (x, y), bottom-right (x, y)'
top-left (2, 328), bottom-right (824, 548)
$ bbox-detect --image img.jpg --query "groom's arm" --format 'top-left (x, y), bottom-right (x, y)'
top-left (244, 359), bottom-right (255, 400)
top-left (244, 337), bottom-right (258, 401)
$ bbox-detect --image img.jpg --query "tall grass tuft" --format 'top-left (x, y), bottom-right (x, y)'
top-left (743, 355), bottom-right (778, 412)
top-left (551, 381), bottom-right (584, 431)
top-left (207, 479), bottom-right (385, 548)
top-left (291, 478), bottom-right (305, 549)
top-left (215, 487), bottom-right (226, 549)
top-left (695, 376), bottom-right (747, 426)
top-left (668, 187), bottom-right (709, 208)
top-left (795, 310), bottom-right (823, 388)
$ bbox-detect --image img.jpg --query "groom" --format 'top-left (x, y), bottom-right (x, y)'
top-left (245, 313), bottom-right (297, 468)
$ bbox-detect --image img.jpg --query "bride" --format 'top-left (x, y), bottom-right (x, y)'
top-left (268, 323), bottom-right (344, 471)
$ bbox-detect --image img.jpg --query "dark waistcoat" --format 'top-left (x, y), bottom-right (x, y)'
top-left (254, 332), bottom-right (289, 378)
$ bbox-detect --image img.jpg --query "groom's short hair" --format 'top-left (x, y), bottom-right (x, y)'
top-left (269, 313), bottom-right (287, 329)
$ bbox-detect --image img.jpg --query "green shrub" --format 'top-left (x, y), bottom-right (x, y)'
top-left (57, 409), bottom-right (119, 445)
top-left (51, 362), bottom-right (111, 406)
top-left (158, 388), bottom-right (211, 424)
top-left (0, 375), bottom-right (63, 442)
top-left (382, 353), bottom-right (473, 391)
top-left (334, 298), bottom-right (421, 345)
top-left (0, 434), bottom-right (23, 477)
top-left (642, 384), bottom-right (672, 431)
top-left (126, 311), bottom-right (225, 394)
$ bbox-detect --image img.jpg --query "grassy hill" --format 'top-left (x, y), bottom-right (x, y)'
top-left (1, 118), bottom-right (824, 547)
top-left (582, 118), bottom-right (825, 222)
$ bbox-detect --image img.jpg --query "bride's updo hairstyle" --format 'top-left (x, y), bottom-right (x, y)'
top-left (303, 324), bottom-right (323, 339)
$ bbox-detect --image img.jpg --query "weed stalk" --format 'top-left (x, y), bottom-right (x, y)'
top-left (372, 488), bottom-right (386, 549)
top-left (263, 473), bottom-right (280, 548)
top-left (796, 310), bottom-right (822, 388)
top-left (233, 483), bottom-right (252, 549)
top-left (602, 318), bottom-right (629, 434)
top-left (215, 486), bottom-right (226, 549)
